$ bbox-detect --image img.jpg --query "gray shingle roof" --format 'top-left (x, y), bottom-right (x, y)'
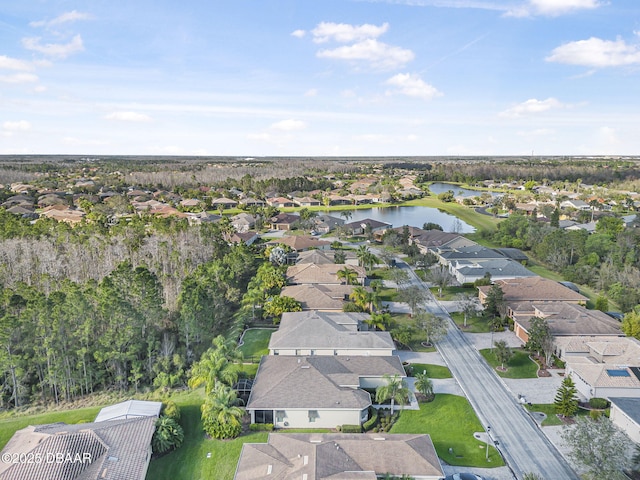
top-left (269, 313), bottom-right (394, 352)
top-left (0, 416), bottom-right (156, 480)
top-left (610, 397), bottom-right (640, 425)
top-left (234, 433), bottom-right (444, 480)
top-left (246, 356), bottom-right (404, 410)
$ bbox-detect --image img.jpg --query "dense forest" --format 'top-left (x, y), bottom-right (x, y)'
top-left (0, 213), bottom-right (259, 409)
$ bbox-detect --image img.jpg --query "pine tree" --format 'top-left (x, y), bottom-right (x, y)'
top-left (554, 376), bottom-right (579, 417)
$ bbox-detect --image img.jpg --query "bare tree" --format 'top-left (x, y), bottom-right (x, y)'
top-left (428, 265), bottom-right (453, 298)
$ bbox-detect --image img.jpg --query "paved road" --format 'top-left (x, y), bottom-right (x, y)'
top-left (395, 260), bottom-right (580, 480)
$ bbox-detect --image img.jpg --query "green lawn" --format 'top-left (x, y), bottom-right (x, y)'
top-left (392, 313), bottom-right (436, 352)
top-left (0, 406), bottom-right (103, 450)
top-left (450, 312), bottom-right (492, 333)
top-left (146, 389), bottom-right (268, 480)
top-left (430, 286), bottom-right (475, 301)
top-left (402, 198), bottom-right (501, 233)
top-left (406, 363), bottom-right (452, 379)
top-left (390, 394), bottom-right (504, 467)
top-left (377, 287), bottom-right (398, 303)
top-left (525, 403), bottom-right (591, 427)
top-left (479, 348), bottom-right (538, 379)
top-left (238, 328), bottom-right (274, 361)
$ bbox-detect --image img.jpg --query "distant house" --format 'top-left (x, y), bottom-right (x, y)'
top-left (292, 196), bottom-right (321, 207)
top-left (0, 414), bottom-right (157, 480)
top-left (296, 249), bottom-right (358, 266)
top-left (269, 311), bottom-right (395, 356)
top-left (234, 433), bottom-right (444, 480)
top-left (239, 197), bottom-right (265, 207)
top-left (286, 263), bottom-right (366, 285)
top-left (413, 231), bottom-right (475, 254)
top-left (179, 198), bottom-right (202, 208)
top-left (231, 212), bottom-right (256, 232)
top-left (561, 199), bottom-right (590, 211)
top-left (328, 195), bottom-right (352, 206)
top-left (268, 235), bottom-right (331, 252)
top-left (266, 197), bottom-right (295, 208)
top-left (186, 211), bottom-right (221, 225)
top-left (477, 277), bottom-right (588, 311)
top-left (437, 244), bottom-right (505, 267)
top-left (313, 214), bottom-right (344, 234)
top-left (343, 218), bottom-right (391, 236)
top-left (211, 197), bottom-right (238, 210)
top-left (246, 355), bottom-right (405, 428)
top-left (270, 213), bottom-right (299, 230)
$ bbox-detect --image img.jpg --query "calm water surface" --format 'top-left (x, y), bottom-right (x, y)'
top-left (428, 182), bottom-right (500, 198)
top-left (345, 205), bottom-right (474, 233)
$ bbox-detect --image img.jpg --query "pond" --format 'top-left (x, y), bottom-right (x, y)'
top-left (344, 206), bottom-right (474, 233)
top-left (428, 182), bottom-right (501, 198)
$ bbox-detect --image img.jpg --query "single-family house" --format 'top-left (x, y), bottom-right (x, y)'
top-left (231, 212), bottom-right (256, 232)
top-left (266, 197), bottom-right (295, 208)
top-left (246, 355), bottom-right (405, 429)
top-left (228, 231), bottom-right (260, 246)
top-left (450, 258), bottom-right (536, 284)
top-left (286, 263), bottom-right (366, 285)
top-left (554, 336), bottom-right (640, 400)
top-left (268, 235), bottom-right (331, 252)
top-left (296, 249), bottom-right (358, 266)
top-left (234, 433), bottom-right (444, 480)
top-left (280, 284), bottom-right (357, 311)
top-left (313, 214), bottom-right (344, 233)
top-left (512, 302), bottom-right (622, 344)
top-left (343, 218), bottom-right (391, 236)
top-left (292, 196), bottom-right (321, 207)
top-left (413, 231), bottom-right (475, 254)
top-left (270, 213), bottom-right (299, 230)
top-left (269, 311), bottom-right (395, 356)
top-left (437, 244), bottom-right (505, 267)
top-left (239, 197), bottom-right (265, 207)
top-left (561, 199), bottom-right (591, 211)
top-left (211, 197), bottom-right (238, 210)
top-left (0, 415), bottom-right (157, 480)
top-left (609, 397), bottom-right (640, 443)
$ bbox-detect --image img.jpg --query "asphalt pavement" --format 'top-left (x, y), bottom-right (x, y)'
top-left (395, 260), bottom-right (581, 480)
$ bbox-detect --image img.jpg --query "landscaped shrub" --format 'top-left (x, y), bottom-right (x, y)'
top-left (163, 400), bottom-right (181, 421)
top-left (589, 409), bottom-right (603, 420)
top-left (341, 424), bottom-right (362, 433)
top-left (363, 409), bottom-right (378, 432)
top-left (249, 423), bottom-right (274, 431)
top-left (152, 415), bottom-right (184, 455)
top-left (589, 397), bottom-right (609, 409)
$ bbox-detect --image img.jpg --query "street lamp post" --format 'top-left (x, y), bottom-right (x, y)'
top-left (485, 425), bottom-right (491, 461)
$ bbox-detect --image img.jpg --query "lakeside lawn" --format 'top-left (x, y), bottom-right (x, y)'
top-left (450, 312), bottom-right (492, 333)
top-left (406, 363), bottom-right (452, 379)
top-left (479, 348), bottom-right (539, 379)
top-left (403, 198), bottom-right (501, 233)
top-left (390, 394), bottom-right (504, 467)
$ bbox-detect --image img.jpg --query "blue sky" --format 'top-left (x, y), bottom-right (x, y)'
top-left (1, 0), bottom-right (639, 156)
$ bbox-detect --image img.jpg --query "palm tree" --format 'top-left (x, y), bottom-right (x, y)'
top-left (375, 374), bottom-right (410, 412)
top-left (414, 372), bottom-right (434, 402)
top-left (340, 210), bottom-right (353, 222)
top-left (365, 312), bottom-right (394, 331)
top-left (201, 384), bottom-right (245, 439)
top-left (188, 335), bottom-right (243, 394)
top-left (356, 245), bottom-right (371, 269)
top-left (337, 266), bottom-right (359, 285)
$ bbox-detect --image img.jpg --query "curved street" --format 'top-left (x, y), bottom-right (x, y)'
top-left (394, 259), bottom-right (581, 480)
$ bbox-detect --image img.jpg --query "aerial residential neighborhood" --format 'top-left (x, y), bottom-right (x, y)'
top-left (1, 155), bottom-right (640, 480)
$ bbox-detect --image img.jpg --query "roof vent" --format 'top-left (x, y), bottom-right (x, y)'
top-left (108, 456), bottom-right (119, 462)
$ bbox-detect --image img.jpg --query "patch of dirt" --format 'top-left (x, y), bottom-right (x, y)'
top-left (538, 369), bottom-right (551, 377)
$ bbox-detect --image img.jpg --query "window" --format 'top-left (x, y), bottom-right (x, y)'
top-left (308, 410), bottom-right (319, 423)
top-left (254, 410), bottom-right (274, 424)
top-left (275, 410), bottom-right (285, 423)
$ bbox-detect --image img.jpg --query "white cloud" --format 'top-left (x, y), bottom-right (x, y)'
top-left (0, 55), bottom-right (33, 71)
top-left (104, 111), bottom-right (152, 122)
top-left (525, 0), bottom-right (603, 16)
top-left (317, 39), bottom-right (414, 70)
top-left (291, 29), bottom-right (306, 38)
top-left (304, 88), bottom-right (318, 97)
top-left (385, 73), bottom-right (442, 100)
top-left (22, 34), bottom-right (84, 59)
top-left (499, 98), bottom-right (564, 117)
top-left (30, 10), bottom-right (93, 28)
top-left (0, 73), bottom-right (39, 83)
top-left (3, 120), bottom-right (32, 131)
top-left (270, 119), bottom-right (307, 131)
top-left (311, 22), bottom-right (389, 44)
top-left (546, 37), bottom-right (640, 67)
